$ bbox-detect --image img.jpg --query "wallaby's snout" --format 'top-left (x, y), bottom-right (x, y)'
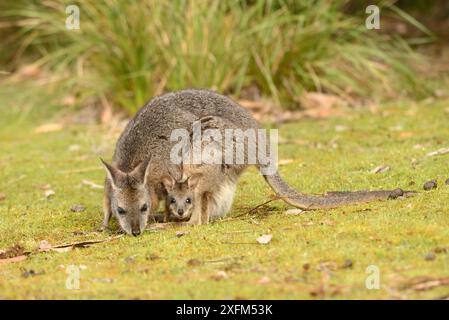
top-left (132, 229), bottom-right (141, 236)
top-left (177, 208), bottom-right (184, 216)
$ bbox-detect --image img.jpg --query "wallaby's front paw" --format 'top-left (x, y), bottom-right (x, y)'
top-left (187, 218), bottom-right (202, 226)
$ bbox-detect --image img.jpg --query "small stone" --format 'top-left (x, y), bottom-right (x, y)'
top-left (22, 269), bottom-right (44, 278)
top-left (342, 259), bottom-right (353, 269)
top-left (303, 263), bottom-right (311, 271)
top-left (70, 205), bottom-right (85, 212)
top-left (187, 259), bottom-right (202, 267)
top-left (423, 180), bottom-right (437, 191)
top-left (445, 178), bottom-right (449, 185)
top-left (424, 252), bottom-right (436, 261)
top-left (176, 230), bottom-right (189, 238)
top-left (434, 247), bottom-right (447, 254)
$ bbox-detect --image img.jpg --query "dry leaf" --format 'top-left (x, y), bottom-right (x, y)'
top-left (61, 96), bottom-right (76, 106)
top-left (211, 271), bottom-right (228, 281)
top-left (68, 144), bottom-right (80, 152)
top-left (35, 184), bottom-right (51, 190)
top-left (371, 165), bottom-right (390, 174)
top-left (426, 148), bottom-right (449, 157)
top-left (0, 192), bottom-right (5, 201)
top-left (320, 219), bottom-right (337, 226)
top-left (257, 276), bottom-right (271, 284)
top-left (35, 123), bottom-right (63, 133)
top-left (299, 92), bottom-right (347, 110)
top-left (44, 190), bottom-right (55, 198)
top-left (256, 234), bottom-right (272, 245)
top-left (335, 125), bottom-right (347, 132)
top-left (38, 240), bottom-right (52, 252)
top-left (82, 180), bottom-right (103, 189)
top-left (279, 159), bottom-right (294, 166)
top-left (302, 221), bottom-right (314, 227)
top-left (399, 131), bottom-right (414, 138)
top-left (285, 209), bottom-right (303, 215)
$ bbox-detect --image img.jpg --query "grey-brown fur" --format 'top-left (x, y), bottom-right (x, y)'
top-left (102, 89), bottom-right (408, 235)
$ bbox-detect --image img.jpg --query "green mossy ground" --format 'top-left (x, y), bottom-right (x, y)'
top-left (0, 99), bottom-right (448, 299)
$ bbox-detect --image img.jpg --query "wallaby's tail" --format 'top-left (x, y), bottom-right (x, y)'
top-left (263, 172), bottom-right (410, 209)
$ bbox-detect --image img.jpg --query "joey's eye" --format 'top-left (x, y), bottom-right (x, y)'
top-left (185, 198), bottom-right (191, 204)
top-left (117, 207), bottom-right (126, 215)
top-left (170, 198), bottom-right (176, 204)
top-left (140, 204), bottom-right (148, 212)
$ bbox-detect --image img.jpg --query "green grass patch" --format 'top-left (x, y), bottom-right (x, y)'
top-left (0, 100), bottom-right (448, 299)
top-left (0, 0), bottom-right (432, 112)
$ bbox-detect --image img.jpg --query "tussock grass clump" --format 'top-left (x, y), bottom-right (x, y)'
top-left (0, 0), bottom-right (429, 113)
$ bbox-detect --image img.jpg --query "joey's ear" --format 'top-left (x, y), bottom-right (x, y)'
top-left (100, 158), bottom-right (123, 188)
top-left (187, 173), bottom-right (202, 189)
top-left (130, 157), bottom-right (152, 185)
top-left (161, 175), bottom-right (175, 191)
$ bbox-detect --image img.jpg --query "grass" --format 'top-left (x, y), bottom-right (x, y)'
top-left (1, 94), bottom-right (449, 299)
top-left (0, 0), bottom-right (431, 112)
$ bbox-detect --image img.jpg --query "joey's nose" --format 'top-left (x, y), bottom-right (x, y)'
top-left (177, 209), bottom-right (184, 216)
top-left (132, 230), bottom-right (141, 236)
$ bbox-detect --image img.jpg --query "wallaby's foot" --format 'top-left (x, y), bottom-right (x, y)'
top-left (98, 224), bottom-right (108, 232)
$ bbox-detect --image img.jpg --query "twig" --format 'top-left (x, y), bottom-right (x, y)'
top-left (233, 195), bottom-right (281, 218)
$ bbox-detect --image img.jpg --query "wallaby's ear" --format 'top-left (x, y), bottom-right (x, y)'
top-left (187, 173), bottom-right (202, 189)
top-left (100, 158), bottom-right (122, 188)
top-left (161, 175), bottom-right (175, 191)
top-left (130, 157), bottom-right (152, 185)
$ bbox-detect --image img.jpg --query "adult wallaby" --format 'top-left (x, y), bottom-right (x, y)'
top-left (101, 89), bottom-right (408, 235)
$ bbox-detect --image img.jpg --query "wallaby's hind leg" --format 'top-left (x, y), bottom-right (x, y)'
top-left (101, 179), bottom-right (113, 231)
top-left (201, 192), bottom-right (211, 224)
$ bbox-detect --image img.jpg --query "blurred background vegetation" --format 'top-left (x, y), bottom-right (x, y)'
top-left (0, 0), bottom-right (447, 117)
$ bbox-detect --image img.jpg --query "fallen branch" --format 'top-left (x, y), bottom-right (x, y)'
top-left (0, 236), bottom-right (123, 265)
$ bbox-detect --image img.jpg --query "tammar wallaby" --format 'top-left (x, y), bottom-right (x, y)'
top-left (101, 89), bottom-right (409, 235)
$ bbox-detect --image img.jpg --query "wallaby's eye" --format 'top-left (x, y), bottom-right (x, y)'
top-left (185, 198), bottom-right (191, 204)
top-left (170, 198), bottom-right (176, 204)
top-left (117, 207), bottom-right (126, 215)
top-left (140, 204), bottom-right (148, 212)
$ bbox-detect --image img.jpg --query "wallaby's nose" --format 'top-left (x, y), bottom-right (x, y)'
top-left (177, 209), bottom-right (184, 216)
top-left (132, 229), bottom-right (141, 236)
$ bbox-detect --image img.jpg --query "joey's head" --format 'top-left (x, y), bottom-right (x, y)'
top-left (101, 158), bottom-right (152, 236)
top-left (162, 174), bottom-right (201, 220)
